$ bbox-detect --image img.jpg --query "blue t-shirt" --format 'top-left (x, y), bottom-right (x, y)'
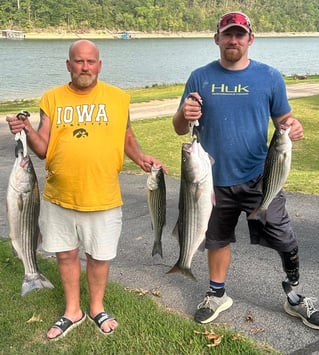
top-left (179, 59), bottom-right (291, 186)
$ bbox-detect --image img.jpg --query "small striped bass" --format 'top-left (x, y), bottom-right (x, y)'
top-left (248, 127), bottom-right (292, 224)
top-left (147, 164), bottom-right (166, 258)
top-left (6, 131), bottom-right (54, 296)
top-left (168, 140), bottom-right (215, 280)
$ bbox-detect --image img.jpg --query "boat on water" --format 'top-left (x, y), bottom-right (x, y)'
top-left (1, 30), bottom-right (25, 40)
top-left (113, 31), bottom-right (132, 39)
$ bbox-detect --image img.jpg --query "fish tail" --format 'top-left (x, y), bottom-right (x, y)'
top-left (166, 264), bottom-right (196, 281)
top-left (152, 241), bottom-right (163, 258)
top-left (21, 273), bottom-right (54, 297)
top-left (247, 208), bottom-right (267, 225)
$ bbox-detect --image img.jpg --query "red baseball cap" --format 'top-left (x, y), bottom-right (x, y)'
top-left (218, 12), bottom-right (252, 33)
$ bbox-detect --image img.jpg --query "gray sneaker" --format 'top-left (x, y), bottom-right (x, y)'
top-left (194, 290), bottom-right (233, 324)
top-left (284, 296), bottom-right (319, 330)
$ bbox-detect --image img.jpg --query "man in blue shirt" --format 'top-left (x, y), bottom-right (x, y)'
top-left (173, 11), bottom-right (319, 329)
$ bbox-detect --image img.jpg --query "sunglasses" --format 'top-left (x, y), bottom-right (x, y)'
top-left (218, 13), bottom-right (251, 31)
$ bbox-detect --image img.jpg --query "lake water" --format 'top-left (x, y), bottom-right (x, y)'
top-left (0, 36), bottom-right (318, 102)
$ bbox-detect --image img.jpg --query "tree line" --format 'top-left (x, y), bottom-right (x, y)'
top-left (1, 0), bottom-right (319, 33)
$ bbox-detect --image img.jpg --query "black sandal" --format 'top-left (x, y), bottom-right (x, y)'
top-left (89, 311), bottom-right (117, 335)
top-left (47, 312), bottom-right (86, 341)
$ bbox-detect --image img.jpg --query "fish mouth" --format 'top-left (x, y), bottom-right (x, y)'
top-left (182, 141), bottom-right (203, 162)
top-left (14, 139), bottom-right (30, 168)
top-left (20, 156), bottom-right (30, 168)
top-left (279, 126), bottom-right (292, 134)
top-left (151, 163), bottom-right (162, 170)
top-left (182, 142), bottom-right (193, 153)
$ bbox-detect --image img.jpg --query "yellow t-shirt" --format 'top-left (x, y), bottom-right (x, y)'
top-left (40, 81), bottom-right (130, 211)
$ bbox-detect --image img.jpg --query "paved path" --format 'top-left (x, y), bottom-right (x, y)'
top-left (1, 83), bottom-right (319, 354)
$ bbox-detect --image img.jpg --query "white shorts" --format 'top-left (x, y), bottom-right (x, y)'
top-left (39, 200), bottom-right (122, 261)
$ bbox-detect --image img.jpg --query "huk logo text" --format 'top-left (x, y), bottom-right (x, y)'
top-left (211, 84), bottom-right (249, 95)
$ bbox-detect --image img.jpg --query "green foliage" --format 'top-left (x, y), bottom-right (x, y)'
top-left (1, 0), bottom-right (319, 33)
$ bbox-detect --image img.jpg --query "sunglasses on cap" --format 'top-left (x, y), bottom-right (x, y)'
top-left (218, 12), bottom-right (252, 33)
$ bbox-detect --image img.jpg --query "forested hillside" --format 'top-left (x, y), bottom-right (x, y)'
top-left (1, 0), bottom-right (318, 33)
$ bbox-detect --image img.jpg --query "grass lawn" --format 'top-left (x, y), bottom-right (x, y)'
top-left (0, 239), bottom-right (278, 354)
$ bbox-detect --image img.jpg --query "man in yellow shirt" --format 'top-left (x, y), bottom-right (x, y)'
top-left (7, 39), bottom-right (167, 340)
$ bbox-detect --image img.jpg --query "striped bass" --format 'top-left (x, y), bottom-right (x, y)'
top-left (6, 131), bottom-right (54, 296)
top-left (147, 164), bottom-right (166, 258)
top-left (248, 127), bottom-right (292, 224)
top-left (168, 140), bottom-right (215, 280)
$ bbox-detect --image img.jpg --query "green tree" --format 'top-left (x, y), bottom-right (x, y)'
top-left (1, 0), bottom-right (318, 33)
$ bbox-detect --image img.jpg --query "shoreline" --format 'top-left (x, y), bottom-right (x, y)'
top-left (23, 30), bottom-right (319, 40)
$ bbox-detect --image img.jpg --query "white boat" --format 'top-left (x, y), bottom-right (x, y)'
top-left (1, 30), bottom-right (25, 40)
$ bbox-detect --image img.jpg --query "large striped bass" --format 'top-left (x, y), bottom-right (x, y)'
top-left (6, 131), bottom-right (54, 296)
top-left (147, 164), bottom-right (166, 258)
top-left (168, 140), bottom-right (215, 280)
top-left (248, 127), bottom-right (292, 224)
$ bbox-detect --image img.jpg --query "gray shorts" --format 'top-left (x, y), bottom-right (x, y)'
top-left (205, 175), bottom-right (298, 253)
top-left (39, 199), bottom-right (122, 260)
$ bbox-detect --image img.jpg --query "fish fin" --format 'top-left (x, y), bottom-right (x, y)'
top-left (167, 264), bottom-right (197, 281)
top-left (37, 231), bottom-right (43, 246)
top-left (172, 222), bottom-right (179, 240)
top-left (152, 241), bottom-right (163, 258)
top-left (10, 239), bottom-right (20, 257)
top-left (11, 244), bottom-right (18, 257)
top-left (21, 273), bottom-right (54, 297)
top-left (195, 185), bottom-right (203, 201)
top-left (211, 190), bottom-right (216, 207)
top-left (208, 154), bottom-right (215, 166)
top-left (198, 239), bottom-right (206, 252)
top-left (17, 193), bottom-right (24, 211)
top-left (247, 208), bottom-right (267, 225)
